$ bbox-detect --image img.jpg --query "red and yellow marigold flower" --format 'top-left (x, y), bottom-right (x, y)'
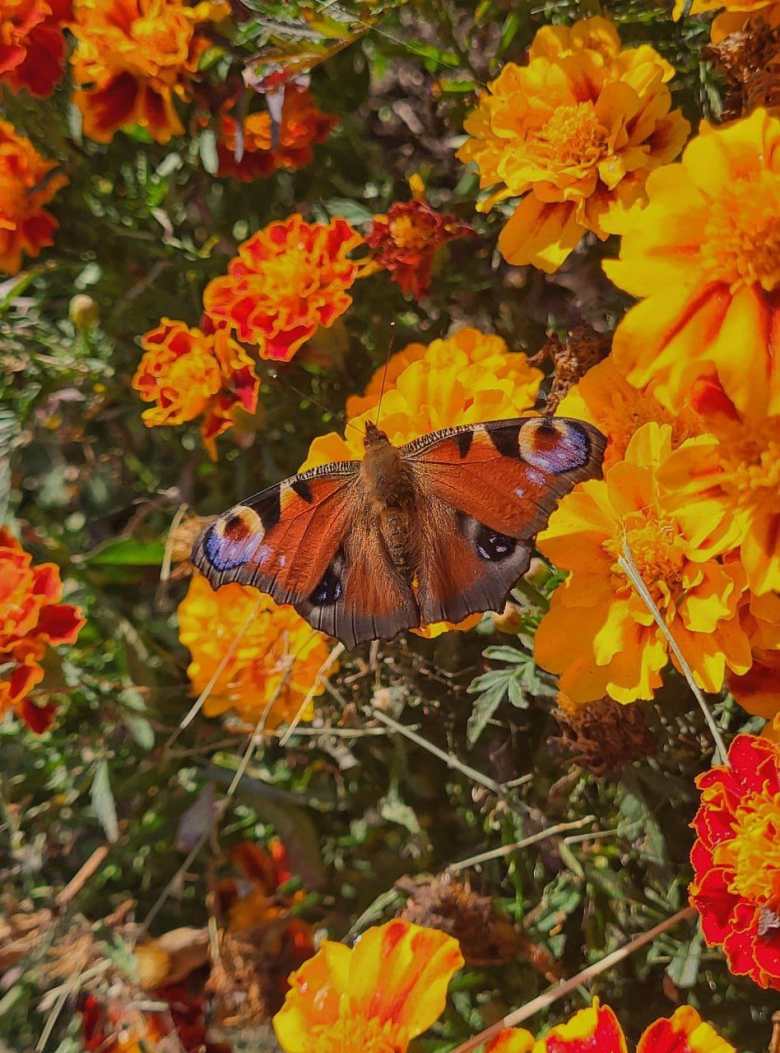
top-left (178, 573), bottom-right (334, 730)
top-left (299, 327), bottom-right (542, 639)
top-left (365, 182), bottom-right (472, 298)
top-left (0, 0), bottom-right (71, 96)
top-left (203, 214), bottom-right (363, 362)
top-left (534, 422), bottom-right (752, 705)
top-left (555, 355), bottom-right (703, 471)
top-left (218, 85), bottom-right (337, 182)
top-left (0, 121), bottom-right (66, 275)
top-left (132, 318), bottom-right (260, 458)
top-left (272, 919), bottom-right (464, 1053)
top-left (457, 16), bottom-right (689, 273)
top-left (486, 999), bottom-right (734, 1053)
top-left (690, 733), bottom-right (780, 989)
top-left (69, 0), bottom-right (229, 143)
top-left (606, 108), bottom-right (780, 421)
top-left (0, 527), bottom-right (85, 733)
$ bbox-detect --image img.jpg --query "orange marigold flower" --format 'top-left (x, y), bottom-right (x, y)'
top-left (365, 197), bottom-right (472, 299)
top-left (69, 0), bottom-right (229, 144)
top-left (132, 319), bottom-right (260, 458)
top-left (0, 0), bottom-right (71, 96)
top-left (486, 999), bottom-right (734, 1053)
top-left (457, 16), bottom-right (690, 273)
top-left (690, 733), bottom-right (780, 989)
top-left (727, 578), bottom-right (780, 717)
top-left (534, 422), bottom-right (752, 705)
top-left (555, 355), bottom-right (702, 470)
top-left (658, 378), bottom-right (780, 595)
top-left (0, 527), bottom-right (85, 733)
top-left (178, 573), bottom-right (334, 730)
top-left (0, 120), bottom-right (66, 275)
top-left (203, 214), bottom-right (363, 362)
top-left (218, 85), bottom-right (337, 182)
top-left (606, 108), bottom-right (780, 422)
top-left (273, 919), bottom-right (464, 1053)
top-left (299, 326), bottom-right (542, 639)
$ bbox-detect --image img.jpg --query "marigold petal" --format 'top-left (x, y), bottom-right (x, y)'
top-left (636, 1006), bottom-right (735, 1053)
top-left (539, 999), bottom-right (627, 1053)
top-left (498, 195), bottom-right (584, 273)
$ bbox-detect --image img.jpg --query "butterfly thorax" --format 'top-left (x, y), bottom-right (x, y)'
top-left (362, 422), bottom-right (418, 580)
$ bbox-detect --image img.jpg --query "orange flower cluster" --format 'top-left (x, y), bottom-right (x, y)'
top-left (272, 921), bottom-right (733, 1053)
top-left (69, 0), bottom-right (229, 143)
top-left (203, 213), bottom-right (363, 361)
top-left (365, 191), bottom-right (472, 298)
top-left (218, 85), bottom-right (338, 182)
top-left (299, 326), bottom-right (542, 638)
top-left (0, 527), bottom-right (85, 733)
top-left (132, 318), bottom-right (260, 458)
top-left (0, 0), bottom-right (71, 96)
top-left (178, 573), bottom-right (335, 730)
top-left (0, 120), bottom-right (66, 275)
top-left (457, 16), bottom-right (690, 272)
top-left (690, 734), bottom-right (780, 990)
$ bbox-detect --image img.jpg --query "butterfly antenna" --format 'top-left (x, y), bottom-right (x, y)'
top-left (374, 322), bottom-right (396, 430)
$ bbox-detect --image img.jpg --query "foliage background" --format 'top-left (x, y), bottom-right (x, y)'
top-left (0, 1), bottom-right (773, 1051)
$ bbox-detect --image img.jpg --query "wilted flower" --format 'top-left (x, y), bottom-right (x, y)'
top-left (218, 85), bottom-right (337, 182)
top-left (458, 16), bottom-right (689, 272)
top-left (203, 214), bottom-right (363, 361)
top-left (178, 573), bottom-right (334, 730)
top-left (0, 120), bottom-right (66, 275)
top-left (0, 527), bottom-right (84, 732)
top-left (534, 422), bottom-right (752, 705)
top-left (486, 999), bottom-right (734, 1053)
top-left (69, 0), bottom-right (229, 143)
top-left (551, 693), bottom-right (656, 776)
top-left (690, 733), bottom-right (780, 989)
top-left (132, 319), bottom-right (260, 458)
top-left (706, 7), bottom-right (780, 117)
top-left (606, 108), bottom-right (780, 421)
top-left (0, 0), bottom-right (71, 97)
top-left (273, 919), bottom-right (464, 1053)
top-left (674, 0), bottom-right (780, 43)
top-left (365, 183), bottom-right (472, 298)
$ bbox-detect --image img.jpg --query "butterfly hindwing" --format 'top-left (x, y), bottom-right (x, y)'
top-left (192, 462), bottom-right (360, 607)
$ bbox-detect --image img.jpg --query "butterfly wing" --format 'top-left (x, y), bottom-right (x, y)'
top-left (402, 417), bottom-right (605, 624)
top-left (192, 461), bottom-right (419, 649)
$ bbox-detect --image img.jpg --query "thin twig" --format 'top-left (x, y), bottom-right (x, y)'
top-left (618, 541), bottom-right (728, 765)
top-left (448, 906), bottom-right (696, 1053)
top-left (278, 643), bottom-right (344, 747)
top-left (55, 845), bottom-right (110, 908)
top-left (446, 816), bottom-right (596, 874)
top-left (160, 503), bottom-right (188, 584)
top-left (372, 709), bottom-right (530, 798)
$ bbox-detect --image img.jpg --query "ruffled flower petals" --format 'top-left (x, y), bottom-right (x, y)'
top-left (538, 999), bottom-right (627, 1053)
top-left (636, 1006), bottom-right (735, 1053)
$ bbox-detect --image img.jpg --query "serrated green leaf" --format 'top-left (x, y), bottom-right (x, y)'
top-left (466, 685), bottom-right (504, 745)
top-left (90, 760), bottom-right (119, 843)
top-left (667, 932), bottom-right (702, 988)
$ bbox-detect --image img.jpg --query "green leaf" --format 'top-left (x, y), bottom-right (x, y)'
top-left (90, 760), bottom-right (119, 843)
top-left (667, 932), bottom-right (702, 988)
top-left (466, 684), bottom-right (505, 745)
top-left (123, 713), bottom-right (154, 750)
top-left (200, 128), bottom-right (220, 175)
top-left (84, 538), bottom-right (165, 566)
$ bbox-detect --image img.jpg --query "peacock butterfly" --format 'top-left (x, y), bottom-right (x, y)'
top-left (192, 416), bottom-right (606, 648)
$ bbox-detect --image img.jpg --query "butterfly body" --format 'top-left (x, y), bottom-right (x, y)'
top-left (193, 416), bottom-right (606, 648)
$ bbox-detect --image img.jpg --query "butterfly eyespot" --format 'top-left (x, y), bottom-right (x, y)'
top-left (309, 563), bottom-right (343, 606)
top-left (475, 525), bottom-right (516, 562)
top-left (201, 506), bottom-right (265, 572)
top-left (518, 418), bottom-right (590, 473)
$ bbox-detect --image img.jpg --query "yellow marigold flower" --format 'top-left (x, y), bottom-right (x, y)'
top-left (556, 355), bottom-right (702, 470)
top-left (486, 998), bottom-right (734, 1053)
top-left (178, 573), bottom-right (333, 730)
top-left (272, 919), bottom-right (464, 1053)
top-left (0, 120), bottom-right (66, 275)
top-left (457, 16), bottom-right (690, 273)
top-left (658, 378), bottom-right (780, 594)
top-left (299, 327), bottom-right (542, 639)
top-left (132, 318), bottom-right (260, 459)
top-left (728, 585), bottom-right (780, 717)
top-left (605, 108), bottom-right (780, 421)
top-left (203, 214), bottom-right (363, 362)
top-left (69, 0), bottom-right (228, 143)
top-left (534, 422), bottom-right (752, 705)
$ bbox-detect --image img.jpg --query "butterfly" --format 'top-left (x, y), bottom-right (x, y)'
top-left (192, 416), bottom-right (606, 649)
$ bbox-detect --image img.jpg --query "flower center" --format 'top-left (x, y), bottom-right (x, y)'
top-left (388, 213), bottom-right (431, 252)
top-left (604, 512), bottom-right (686, 605)
top-left (717, 791), bottom-right (780, 910)
top-left (712, 416), bottom-right (780, 509)
top-left (527, 102), bottom-right (609, 170)
top-left (309, 1017), bottom-right (402, 1053)
top-left (702, 173), bottom-right (780, 291)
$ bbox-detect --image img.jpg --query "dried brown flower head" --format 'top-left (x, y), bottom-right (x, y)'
top-left (550, 694), bottom-right (656, 778)
top-left (707, 14), bottom-right (780, 120)
top-left (534, 325), bottom-right (611, 412)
